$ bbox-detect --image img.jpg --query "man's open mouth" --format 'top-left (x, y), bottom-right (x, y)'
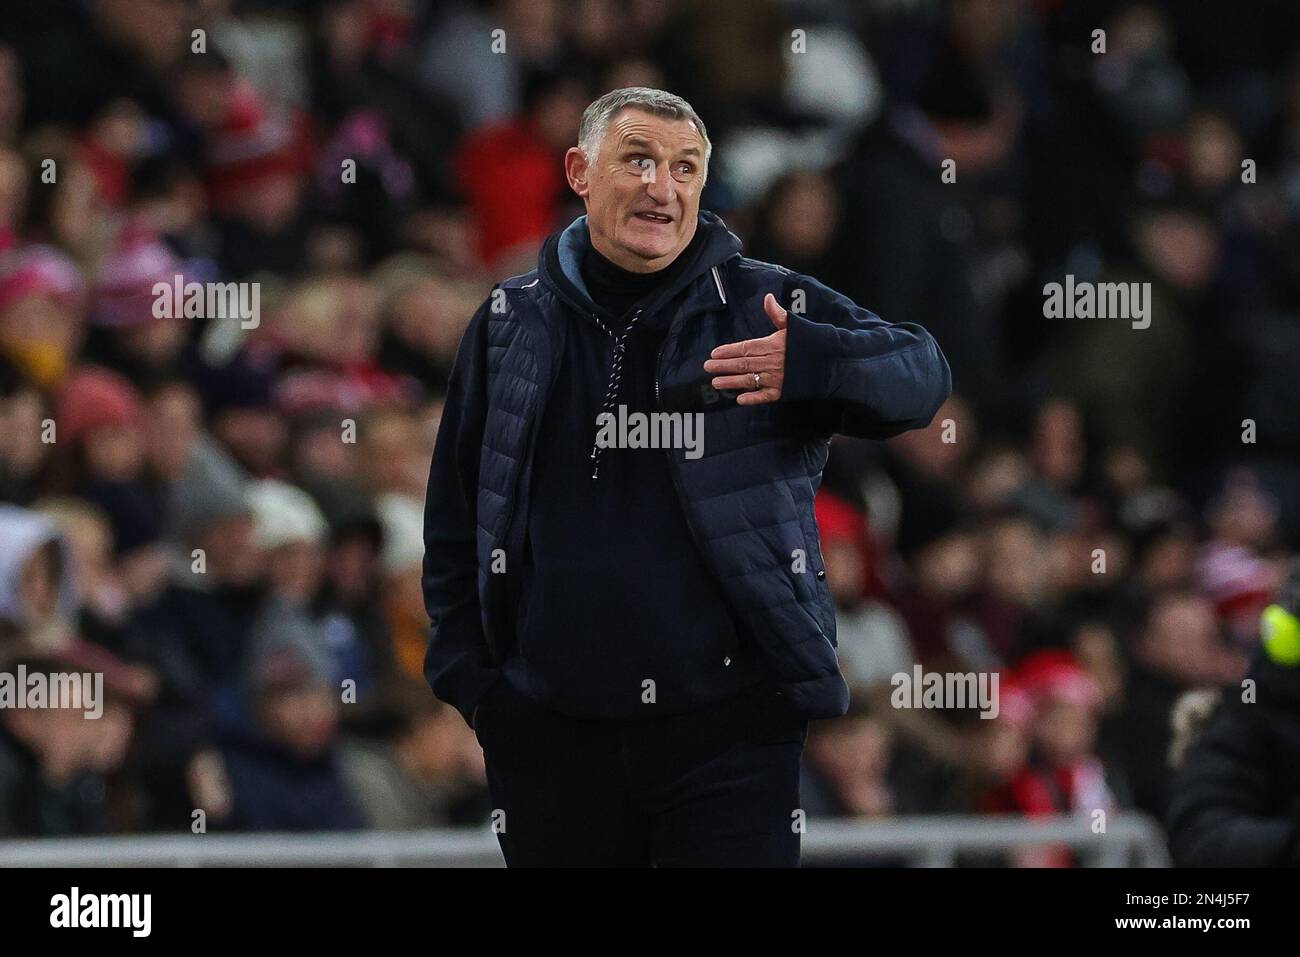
top-left (634, 211), bottom-right (673, 223)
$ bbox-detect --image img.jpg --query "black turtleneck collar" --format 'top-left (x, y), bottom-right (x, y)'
top-left (581, 226), bottom-right (706, 325)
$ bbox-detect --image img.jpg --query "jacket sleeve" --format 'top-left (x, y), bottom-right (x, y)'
top-left (779, 274), bottom-right (952, 439)
top-left (422, 294), bottom-right (501, 728)
top-left (1166, 700), bottom-right (1300, 867)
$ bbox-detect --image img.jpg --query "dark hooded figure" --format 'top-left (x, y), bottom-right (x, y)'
top-left (1167, 564), bottom-right (1300, 866)
top-left (423, 87), bottom-right (951, 867)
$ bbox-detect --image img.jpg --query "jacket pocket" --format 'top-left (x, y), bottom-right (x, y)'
top-left (806, 529), bottom-right (836, 643)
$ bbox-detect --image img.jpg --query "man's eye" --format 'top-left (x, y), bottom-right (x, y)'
top-left (630, 157), bottom-right (651, 169)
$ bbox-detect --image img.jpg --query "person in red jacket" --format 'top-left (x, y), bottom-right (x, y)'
top-left (455, 70), bottom-right (587, 271)
top-left (980, 650), bottom-right (1117, 866)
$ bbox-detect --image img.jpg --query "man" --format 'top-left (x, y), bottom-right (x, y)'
top-left (423, 87), bottom-right (951, 866)
top-left (1166, 564), bottom-right (1300, 866)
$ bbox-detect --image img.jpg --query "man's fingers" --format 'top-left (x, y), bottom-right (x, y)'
top-left (736, 387), bottom-right (781, 406)
top-left (709, 374), bottom-right (751, 390)
top-left (764, 293), bottom-right (788, 330)
top-left (704, 295), bottom-right (787, 401)
top-left (707, 333), bottom-right (781, 362)
top-left (710, 372), bottom-right (781, 392)
top-left (703, 354), bottom-right (780, 375)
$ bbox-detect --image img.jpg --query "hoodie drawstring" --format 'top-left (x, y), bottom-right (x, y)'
top-left (589, 308), bottom-right (644, 480)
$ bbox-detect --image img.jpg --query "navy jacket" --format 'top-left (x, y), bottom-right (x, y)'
top-left (510, 224), bottom-right (770, 718)
top-left (423, 211), bottom-right (951, 726)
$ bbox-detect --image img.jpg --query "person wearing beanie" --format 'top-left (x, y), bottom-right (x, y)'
top-left (214, 596), bottom-right (363, 833)
top-left (244, 596), bottom-right (337, 695)
top-left (207, 82), bottom-right (315, 279)
top-left (970, 677), bottom-right (1036, 813)
top-left (55, 366), bottom-right (166, 558)
top-left (1167, 563), bottom-right (1300, 866)
top-left (80, 231), bottom-right (196, 391)
top-left (89, 232), bottom-right (182, 330)
top-left (247, 478), bottom-right (328, 606)
top-left (248, 480), bottom-right (373, 702)
top-left (0, 245), bottom-right (87, 388)
top-left (129, 434), bottom-right (262, 727)
top-left (56, 366), bottom-right (143, 446)
top-left (167, 434), bottom-right (255, 553)
top-left (197, 358), bottom-right (283, 479)
top-left (981, 650), bottom-right (1120, 866)
top-left (814, 490), bottom-right (912, 691)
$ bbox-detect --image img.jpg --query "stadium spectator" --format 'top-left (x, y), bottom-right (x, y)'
top-left (217, 600), bottom-right (363, 832)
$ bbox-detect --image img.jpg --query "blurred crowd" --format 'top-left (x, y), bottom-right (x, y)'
top-left (1, 0), bottom-right (1298, 862)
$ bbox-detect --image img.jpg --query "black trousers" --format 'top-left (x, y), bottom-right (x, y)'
top-left (474, 678), bottom-right (810, 867)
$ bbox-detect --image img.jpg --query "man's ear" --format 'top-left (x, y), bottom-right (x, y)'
top-left (565, 147), bottom-right (590, 198)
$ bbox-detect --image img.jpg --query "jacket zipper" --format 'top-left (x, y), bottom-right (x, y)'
top-left (654, 329), bottom-right (699, 549)
top-left (654, 336), bottom-right (662, 407)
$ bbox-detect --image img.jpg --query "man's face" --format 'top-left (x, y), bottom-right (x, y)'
top-left (197, 514), bottom-right (262, 585)
top-left (258, 684), bottom-right (339, 760)
top-left (565, 108), bottom-right (707, 272)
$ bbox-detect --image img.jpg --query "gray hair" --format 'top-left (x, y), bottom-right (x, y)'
top-left (577, 87), bottom-right (712, 170)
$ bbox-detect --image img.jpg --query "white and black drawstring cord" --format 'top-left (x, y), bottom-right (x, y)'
top-left (589, 308), bottom-right (643, 480)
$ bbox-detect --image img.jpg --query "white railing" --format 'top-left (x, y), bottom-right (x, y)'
top-left (799, 814), bottom-right (1170, 867)
top-left (0, 814), bottom-right (1169, 867)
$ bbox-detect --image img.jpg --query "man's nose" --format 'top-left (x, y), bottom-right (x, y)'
top-left (645, 163), bottom-right (673, 204)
